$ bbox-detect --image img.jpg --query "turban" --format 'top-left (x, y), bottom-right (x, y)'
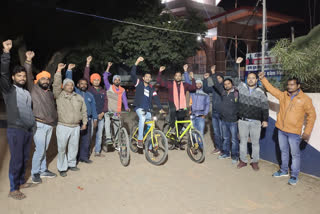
top-left (113, 75), bottom-right (121, 83)
top-left (90, 73), bottom-right (101, 83)
top-left (34, 71), bottom-right (51, 84)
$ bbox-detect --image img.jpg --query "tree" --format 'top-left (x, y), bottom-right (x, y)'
top-left (271, 24), bottom-right (320, 92)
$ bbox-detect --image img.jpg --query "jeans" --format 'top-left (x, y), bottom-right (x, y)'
top-left (79, 118), bottom-right (92, 161)
top-left (7, 128), bottom-right (33, 192)
top-left (221, 121), bottom-right (239, 160)
top-left (105, 113), bottom-right (120, 141)
top-left (56, 125), bottom-right (80, 171)
top-left (136, 108), bottom-right (151, 141)
top-left (95, 118), bottom-right (105, 153)
top-left (192, 116), bottom-right (205, 136)
top-left (31, 122), bottom-right (53, 175)
top-left (278, 130), bottom-right (301, 178)
top-left (238, 119), bottom-right (261, 163)
top-left (212, 112), bottom-right (223, 151)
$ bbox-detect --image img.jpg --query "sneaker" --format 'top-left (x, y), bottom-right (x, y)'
top-left (237, 160), bottom-right (247, 169)
top-left (32, 174), bottom-right (42, 184)
top-left (250, 162), bottom-right (260, 171)
top-left (288, 176), bottom-right (298, 185)
top-left (218, 154), bottom-right (230, 159)
top-left (79, 159), bottom-right (93, 164)
top-left (272, 170), bottom-right (289, 177)
top-left (68, 167), bottom-right (80, 171)
top-left (59, 171), bottom-right (67, 177)
top-left (232, 159), bottom-right (238, 164)
top-left (106, 138), bottom-right (113, 145)
top-left (40, 170), bottom-right (57, 178)
top-left (137, 140), bottom-right (144, 149)
top-left (94, 152), bottom-right (105, 157)
top-left (211, 148), bottom-right (220, 154)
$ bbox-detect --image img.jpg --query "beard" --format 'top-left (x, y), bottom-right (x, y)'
top-left (79, 87), bottom-right (87, 91)
top-left (39, 83), bottom-right (49, 90)
top-left (114, 83), bottom-right (120, 87)
top-left (14, 81), bottom-right (26, 88)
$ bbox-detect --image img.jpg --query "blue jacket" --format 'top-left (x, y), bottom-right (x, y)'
top-left (190, 90), bottom-right (210, 116)
top-left (203, 78), bottom-right (222, 114)
top-left (130, 65), bottom-right (162, 111)
top-left (66, 70), bottom-right (98, 120)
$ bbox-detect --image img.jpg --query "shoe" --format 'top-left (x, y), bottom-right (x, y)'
top-left (79, 159), bottom-right (93, 164)
top-left (288, 176), bottom-right (298, 185)
top-left (137, 140), bottom-right (144, 149)
top-left (31, 174), bottom-right (42, 184)
top-left (102, 144), bottom-right (108, 153)
top-left (94, 152), bottom-right (105, 157)
top-left (59, 171), bottom-right (67, 177)
top-left (232, 159), bottom-right (238, 164)
top-left (237, 160), bottom-right (247, 169)
top-left (106, 138), bottom-right (113, 145)
top-left (40, 170), bottom-right (57, 178)
top-left (211, 148), bottom-right (220, 154)
top-left (68, 167), bottom-right (80, 171)
top-left (272, 170), bottom-right (289, 177)
top-left (250, 162), bottom-right (260, 171)
top-left (218, 154), bottom-right (230, 159)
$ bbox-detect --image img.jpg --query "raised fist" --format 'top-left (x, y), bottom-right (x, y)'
top-left (26, 51), bottom-right (35, 61)
top-left (189, 71), bottom-right (194, 79)
top-left (68, 64), bottom-right (76, 70)
top-left (258, 71), bottom-right (265, 80)
top-left (211, 65), bottom-right (216, 74)
top-left (57, 63), bottom-right (66, 72)
top-left (2, 40), bottom-right (12, 53)
top-left (203, 73), bottom-right (210, 79)
top-left (159, 66), bottom-right (166, 73)
top-left (135, 57), bottom-right (144, 65)
top-left (108, 62), bottom-right (113, 68)
top-left (183, 64), bottom-right (188, 72)
top-left (86, 56), bottom-right (93, 64)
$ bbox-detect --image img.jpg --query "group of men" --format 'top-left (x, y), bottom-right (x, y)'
top-left (0, 38), bottom-right (317, 200)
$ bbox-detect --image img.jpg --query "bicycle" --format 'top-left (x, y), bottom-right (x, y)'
top-left (104, 112), bottom-right (130, 167)
top-left (163, 115), bottom-right (205, 163)
top-left (130, 110), bottom-right (168, 166)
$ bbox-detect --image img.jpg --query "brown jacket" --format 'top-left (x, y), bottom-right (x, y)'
top-left (53, 71), bottom-right (88, 127)
top-left (25, 61), bottom-right (58, 126)
top-left (261, 78), bottom-right (316, 135)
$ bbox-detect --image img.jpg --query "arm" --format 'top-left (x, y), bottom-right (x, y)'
top-left (80, 97), bottom-right (88, 126)
top-left (259, 73), bottom-right (282, 99)
top-left (152, 90), bottom-right (163, 110)
top-left (184, 72), bottom-right (191, 84)
top-left (303, 99), bottom-right (316, 136)
top-left (0, 40), bottom-right (13, 93)
top-left (65, 69), bottom-right (73, 79)
top-left (260, 92), bottom-right (269, 123)
top-left (122, 91), bottom-right (129, 110)
top-left (184, 77), bottom-right (196, 92)
top-left (204, 95), bottom-right (210, 116)
top-left (156, 72), bottom-right (169, 88)
top-left (102, 94), bottom-right (108, 113)
top-left (130, 65), bottom-right (139, 85)
top-left (90, 94), bottom-right (98, 121)
top-left (24, 51), bottom-right (35, 91)
top-left (52, 63), bottom-right (66, 99)
top-left (211, 74), bottom-right (224, 95)
top-left (103, 72), bottom-right (111, 90)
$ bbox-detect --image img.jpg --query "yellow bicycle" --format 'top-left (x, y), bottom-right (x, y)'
top-left (130, 111), bottom-right (168, 166)
top-left (163, 116), bottom-right (205, 163)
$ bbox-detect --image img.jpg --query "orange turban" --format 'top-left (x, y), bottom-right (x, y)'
top-left (90, 73), bottom-right (101, 83)
top-left (34, 71), bottom-right (51, 84)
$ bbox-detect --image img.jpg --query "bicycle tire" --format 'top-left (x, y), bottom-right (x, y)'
top-left (187, 129), bottom-right (205, 163)
top-left (119, 127), bottom-right (130, 167)
top-left (145, 130), bottom-right (168, 166)
top-left (162, 123), bottom-right (177, 150)
top-left (129, 123), bottom-right (139, 153)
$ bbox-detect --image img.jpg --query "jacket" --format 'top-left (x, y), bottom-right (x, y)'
top-left (190, 89), bottom-right (210, 116)
top-left (203, 77), bottom-right (222, 114)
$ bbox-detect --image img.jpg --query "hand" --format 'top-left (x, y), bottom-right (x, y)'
top-left (236, 57), bottom-right (243, 64)
top-left (135, 56), bottom-right (144, 65)
top-left (80, 124), bottom-right (87, 130)
top-left (86, 56), bottom-right (92, 65)
top-left (183, 64), bottom-right (188, 72)
top-left (258, 71), bottom-right (265, 80)
top-left (189, 71), bottom-right (194, 79)
top-left (93, 120), bottom-right (98, 129)
top-left (262, 121), bottom-right (268, 128)
top-left (106, 62), bottom-right (113, 72)
top-left (159, 109), bottom-right (166, 114)
top-left (25, 51), bottom-right (35, 61)
top-left (98, 112), bottom-right (104, 120)
top-left (301, 133), bottom-right (310, 142)
top-left (57, 63), bottom-right (66, 72)
top-left (125, 108), bottom-right (131, 112)
top-left (211, 65), bottom-right (216, 75)
top-left (159, 66), bottom-right (166, 73)
top-left (68, 63), bottom-right (76, 70)
top-left (2, 40), bottom-right (12, 53)
top-left (204, 73), bottom-right (210, 79)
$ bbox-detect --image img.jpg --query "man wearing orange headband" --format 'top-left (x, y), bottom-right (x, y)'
top-left (24, 51), bottom-right (58, 184)
top-left (84, 56), bottom-right (108, 157)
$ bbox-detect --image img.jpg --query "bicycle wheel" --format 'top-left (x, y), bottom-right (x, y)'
top-left (162, 123), bottom-right (177, 150)
top-left (145, 130), bottom-right (168, 166)
top-left (187, 129), bottom-right (205, 163)
top-left (118, 127), bottom-right (130, 167)
top-left (129, 123), bottom-right (139, 153)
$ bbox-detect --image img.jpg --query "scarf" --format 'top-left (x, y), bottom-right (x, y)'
top-left (173, 81), bottom-right (186, 110)
top-left (112, 84), bottom-right (125, 112)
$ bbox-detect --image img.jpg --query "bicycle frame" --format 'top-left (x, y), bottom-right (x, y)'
top-left (165, 119), bottom-right (194, 141)
top-left (132, 120), bottom-right (158, 147)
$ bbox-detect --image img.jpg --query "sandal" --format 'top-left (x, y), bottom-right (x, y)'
top-left (20, 183), bottom-right (38, 189)
top-left (8, 190), bottom-right (26, 200)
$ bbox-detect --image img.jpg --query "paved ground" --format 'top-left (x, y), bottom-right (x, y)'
top-left (0, 113), bottom-right (320, 214)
